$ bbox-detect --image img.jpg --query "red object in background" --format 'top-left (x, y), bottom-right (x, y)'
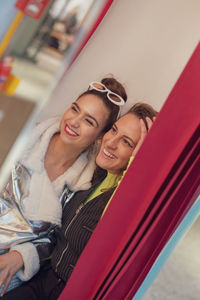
top-left (0, 56), bottom-right (14, 90)
top-left (15, 0), bottom-right (50, 19)
top-left (15, 0), bottom-right (28, 10)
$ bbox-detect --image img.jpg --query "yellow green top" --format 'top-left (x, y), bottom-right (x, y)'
top-left (84, 156), bottom-right (134, 215)
top-left (102, 156), bottom-right (134, 215)
top-left (85, 172), bottom-right (122, 204)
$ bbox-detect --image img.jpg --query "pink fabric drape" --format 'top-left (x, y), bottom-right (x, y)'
top-left (59, 42), bottom-right (200, 300)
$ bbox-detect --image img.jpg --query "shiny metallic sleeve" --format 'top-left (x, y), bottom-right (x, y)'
top-left (0, 164), bottom-right (58, 252)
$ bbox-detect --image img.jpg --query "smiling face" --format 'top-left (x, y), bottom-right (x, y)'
top-left (96, 113), bottom-right (141, 174)
top-left (59, 94), bottom-right (110, 151)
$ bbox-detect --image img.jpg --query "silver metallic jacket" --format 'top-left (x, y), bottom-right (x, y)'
top-left (0, 163), bottom-right (56, 251)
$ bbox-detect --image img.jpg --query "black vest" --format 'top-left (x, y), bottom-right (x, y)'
top-left (51, 168), bottom-right (115, 282)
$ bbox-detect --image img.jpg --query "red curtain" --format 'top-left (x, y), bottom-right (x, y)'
top-left (59, 42), bottom-right (200, 300)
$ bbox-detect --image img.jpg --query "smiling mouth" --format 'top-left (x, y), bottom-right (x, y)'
top-left (102, 149), bottom-right (116, 159)
top-left (64, 125), bottom-right (79, 137)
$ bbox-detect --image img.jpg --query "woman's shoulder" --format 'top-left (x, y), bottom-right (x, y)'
top-left (33, 116), bottom-right (61, 134)
top-left (92, 167), bottom-right (107, 185)
top-left (19, 116), bottom-right (61, 165)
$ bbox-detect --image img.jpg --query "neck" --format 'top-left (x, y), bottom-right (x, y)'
top-left (45, 133), bottom-right (84, 170)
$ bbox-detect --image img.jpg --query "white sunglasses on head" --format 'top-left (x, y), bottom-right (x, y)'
top-left (89, 81), bottom-right (125, 106)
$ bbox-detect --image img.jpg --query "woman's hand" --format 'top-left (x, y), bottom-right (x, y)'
top-left (132, 117), bottom-right (155, 157)
top-left (0, 251), bottom-right (24, 296)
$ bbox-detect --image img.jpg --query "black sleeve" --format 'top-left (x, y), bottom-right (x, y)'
top-left (34, 226), bottom-right (60, 263)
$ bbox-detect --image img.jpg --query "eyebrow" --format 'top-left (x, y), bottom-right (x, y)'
top-left (73, 102), bottom-right (99, 127)
top-left (124, 135), bottom-right (137, 147)
top-left (72, 102), bottom-right (80, 111)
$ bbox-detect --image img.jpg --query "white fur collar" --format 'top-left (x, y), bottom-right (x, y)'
top-left (19, 117), bottom-right (97, 225)
top-left (20, 117), bottom-right (96, 192)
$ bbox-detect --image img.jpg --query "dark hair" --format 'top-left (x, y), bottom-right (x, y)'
top-left (127, 102), bottom-right (158, 130)
top-left (77, 77), bottom-right (127, 133)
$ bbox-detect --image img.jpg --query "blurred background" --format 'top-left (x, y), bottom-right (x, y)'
top-left (0, 0), bottom-right (108, 179)
top-left (0, 0), bottom-right (199, 299)
top-left (0, 0), bottom-right (102, 103)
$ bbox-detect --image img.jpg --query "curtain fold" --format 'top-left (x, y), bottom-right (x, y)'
top-left (99, 142), bottom-right (200, 300)
top-left (58, 42), bottom-right (200, 300)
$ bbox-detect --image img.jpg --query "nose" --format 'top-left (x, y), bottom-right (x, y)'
top-left (106, 136), bottom-right (118, 150)
top-left (69, 115), bottom-right (81, 128)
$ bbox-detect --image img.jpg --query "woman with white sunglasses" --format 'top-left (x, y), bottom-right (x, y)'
top-left (0, 77), bottom-right (127, 295)
top-left (1, 103), bottom-right (157, 300)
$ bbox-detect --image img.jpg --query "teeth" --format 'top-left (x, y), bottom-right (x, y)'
top-left (66, 125), bottom-right (78, 136)
top-left (103, 149), bottom-right (115, 158)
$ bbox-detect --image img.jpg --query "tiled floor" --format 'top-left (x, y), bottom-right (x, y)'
top-left (0, 92), bottom-right (35, 168)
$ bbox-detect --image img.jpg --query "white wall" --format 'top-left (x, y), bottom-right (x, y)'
top-left (40, 0), bottom-right (200, 119)
top-left (0, 0), bottom-right (18, 43)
